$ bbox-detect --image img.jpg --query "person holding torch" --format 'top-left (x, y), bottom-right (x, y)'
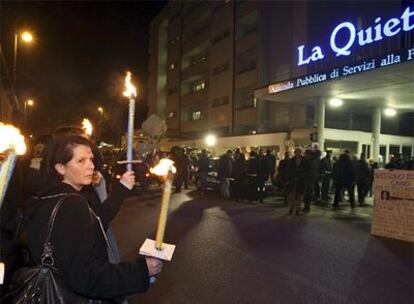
top-left (18, 135), bottom-right (163, 302)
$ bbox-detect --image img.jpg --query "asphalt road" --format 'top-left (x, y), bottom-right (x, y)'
top-left (111, 190), bottom-right (413, 304)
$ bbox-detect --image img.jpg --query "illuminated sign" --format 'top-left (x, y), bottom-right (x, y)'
top-left (269, 48), bottom-right (414, 94)
top-left (297, 6), bottom-right (414, 66)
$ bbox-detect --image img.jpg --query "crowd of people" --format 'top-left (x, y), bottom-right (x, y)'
top-left (170, 146), bottom-right (413, 217)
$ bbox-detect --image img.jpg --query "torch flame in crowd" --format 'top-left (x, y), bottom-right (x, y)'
top-left (0, 122), bottom-right (26, 155)
top-left (123, 71), bottom-right (137, 99)
top-left (82, 118), bottom-right (93, 136)
top-left (150, 158), bottom-right (176, 177)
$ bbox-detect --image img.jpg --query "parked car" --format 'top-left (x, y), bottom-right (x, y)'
top-left (195, 157), bottom-right (234, 193)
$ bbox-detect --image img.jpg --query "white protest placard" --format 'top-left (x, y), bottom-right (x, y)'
top-left (371, 170), bottom-right (414, 243)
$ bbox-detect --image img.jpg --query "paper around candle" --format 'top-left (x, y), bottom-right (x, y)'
top-left (139, 238), bottom-right (176, 261)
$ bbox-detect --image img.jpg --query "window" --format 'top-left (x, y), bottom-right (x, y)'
top-left (193, 81), bottom-right (207, 92)
top-left (235, 10), bottom-right (258, 40)
top-left (212, 96), bottom-right (229, 107)
top-left (235, 47), bottom-right (256, 74)
top-left (212, 63), bottom-right (229, 75)
top-left (213, 30), bottom-right (230, 44)
top-left (192, 110), bottom-right (203, 120)
top-left (168, 86), bottom-right (177, 95)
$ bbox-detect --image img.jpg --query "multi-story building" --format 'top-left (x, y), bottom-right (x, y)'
top-left (148, 1), bottom-right (414, 162)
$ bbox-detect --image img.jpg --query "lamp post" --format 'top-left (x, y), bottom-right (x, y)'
top-left (24, 99), bottom-right (34, 130)
top-left (13, 30), bottom-right (33, 87)
top-left (97, 106), bottom-right (104, 140)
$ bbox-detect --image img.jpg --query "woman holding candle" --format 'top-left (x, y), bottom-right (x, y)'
top-left (24, 135), bottom-right (162, 302)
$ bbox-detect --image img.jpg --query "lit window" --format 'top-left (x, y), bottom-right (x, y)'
top-left (193, 81), bottom-right (206, 92)
top-left (192, 110), bottom-right (202, 120)
top-left (253, 98), bottom-right (258, 108)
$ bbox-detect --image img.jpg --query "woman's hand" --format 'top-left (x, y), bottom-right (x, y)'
top-left (120, 171), bottom-right (135, 190)
top-left (145, 257), bottom-right (163, 276)
top-left (91, 171), bottom-right (103, 186)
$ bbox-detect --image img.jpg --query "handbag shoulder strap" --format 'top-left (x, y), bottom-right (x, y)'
top-left (41, 193), bottom-right (83, 264)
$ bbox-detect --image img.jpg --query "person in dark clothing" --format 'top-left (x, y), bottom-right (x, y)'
top-left (385, 153), bottom-right (404, 169)
top-left (24, 135), bottom-right (162, 302)
top-left (218, 150), bottom-right (233, 199)
top-left (354, 153), bottom-right (370, 205)
top-left (257, 149), bottom-right (270, 203)
top-left (265, 149), bottom-right (276, 185)
top-left (332, 152), bottom-right (355, 210)
top-left (320, 150), bottom-right (333, 202)
top-left (197, 149), bottom-right (210, 195)
top-left (286, 147), bottom-right (310, 215)
top-left (303, 149), bottom-right (320, 213)
top-left (170, 147), bottom-right (183, 193)
top-left (182, 148), bottom-right (191, 189)
top-left (277, 152), bottom-right (290, 206)
top-left (246, 151), bottom-right (259, 202)
top-left (232, 150), bottom-right (246, 201)
top-left (367, 159), bottom-right (377, 197)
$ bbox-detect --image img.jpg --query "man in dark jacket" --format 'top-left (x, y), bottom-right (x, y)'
top-left (320, 150), bottom-right (332, 202)
top-left (197, 149), bottom-right (210, 195)
top-left (265, 149), bottom-right (276, 185)
top-left (218, 150), bottom-right (233, 198)
top-left (286, 147), bottom-right (310, 215)
top-left (277, 152), bottom-right (290, 206)
top-left (332, 152), bottom-right (355, 209)
top-left (354, 153), bottom-right (370, 205)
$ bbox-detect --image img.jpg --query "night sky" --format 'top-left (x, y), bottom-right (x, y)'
top-left (1, 1), bottom-right (166, 143)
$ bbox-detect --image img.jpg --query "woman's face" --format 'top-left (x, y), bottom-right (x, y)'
top-left (55, 144), bottom-right (94, 190)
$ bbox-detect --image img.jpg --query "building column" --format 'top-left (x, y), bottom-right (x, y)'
top-left (317, 98), bottom-right (325, 151)
top-left (372, 107), bottom-right (381, 162)
top-left (385, 144), bottom-right (390, 163)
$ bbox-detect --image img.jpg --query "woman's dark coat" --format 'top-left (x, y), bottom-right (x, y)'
top-left (25, 181), bottom-right (149, 301)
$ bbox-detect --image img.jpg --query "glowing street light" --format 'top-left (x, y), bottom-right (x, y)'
top-left (329, 98), bottom-right (343, 107)
top-left (13, 29), bottom-right (34, 86)
top-left (384, 108), bottom-right (397, 117)
top-left (205, 134), bottom-right (216, 147)
top-left (21, 31), bottom-right (33, 43)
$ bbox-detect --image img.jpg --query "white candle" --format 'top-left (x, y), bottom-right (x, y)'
top-left (122, 72), bottom-right (137, 171)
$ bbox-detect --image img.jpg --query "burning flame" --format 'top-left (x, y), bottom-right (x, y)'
top-left (82, 118), bottom-right (93, 136)
top-left (150, 158), bottom-right (176, 176)
top-left (0, 122), bottom-right (26, 155)
top-left (123, 71), bottom-right (137, 99)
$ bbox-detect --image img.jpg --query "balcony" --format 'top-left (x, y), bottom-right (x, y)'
top-left (181, 89), bottom-right (209, 106)
top-left (181, 60), bottom-right (209, 81)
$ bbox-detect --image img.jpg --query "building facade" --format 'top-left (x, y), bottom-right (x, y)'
top-left (147, 1), bottom-right (414, 161)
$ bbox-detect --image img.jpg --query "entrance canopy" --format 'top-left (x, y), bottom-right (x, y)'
top-left (255, 59), bottom-right (414, 112)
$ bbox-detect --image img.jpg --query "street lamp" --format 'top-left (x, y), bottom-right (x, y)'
top-left (205, 134), bottom-right (216, 147)
top-left (13, 30), bottom-right (34, 86)
top-left (384, 108), bottom-right (397, 117)
top-left (24, 99), bottom-right (34, 130)
top-left (24, 99), bottom-right (34, 113)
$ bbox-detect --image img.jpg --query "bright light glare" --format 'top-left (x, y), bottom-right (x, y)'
top-left (384, 108), bottom-right (397, 117)
top-left (98, 107), bottom-right (103, 113)
top-left (26, 99), bottom-right (34, 107)
top-left (329, 98), bottom-right (343, 107)
top-left (21, 31), bottom-right (33, 43)
top-left (205, 134), bottom-right (216, 147)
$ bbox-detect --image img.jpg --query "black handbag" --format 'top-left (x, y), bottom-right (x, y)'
top-left (4, 194), bottom-right (95, 304)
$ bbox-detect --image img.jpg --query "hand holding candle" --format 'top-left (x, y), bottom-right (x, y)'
top-left (139, 158), bottom-right (177, 263)
top-left (123, 71), bottom-right (137, 171)
top-left (150, 158), bottom-right (176, 250)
